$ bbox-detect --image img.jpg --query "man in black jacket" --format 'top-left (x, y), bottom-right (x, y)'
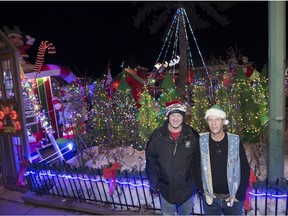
top-left (145, 100), bottom-right (201, 215)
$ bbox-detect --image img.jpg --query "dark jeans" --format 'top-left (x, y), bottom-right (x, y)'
top-left (203, 196), bottom-right (244, 215)
top-left (160, 194), bottom-right (193, 215)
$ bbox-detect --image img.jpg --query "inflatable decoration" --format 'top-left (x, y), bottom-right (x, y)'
top-left (3, 25), bottom-right (35, 72)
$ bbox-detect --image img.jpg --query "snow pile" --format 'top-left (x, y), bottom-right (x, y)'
top-left (67, 146), bottom-right (146, 172)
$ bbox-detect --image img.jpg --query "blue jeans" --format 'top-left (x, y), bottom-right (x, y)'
top-left (160, 194), bottom-right (193, 215)
top-left (203, 196), bottom-right (244, 215)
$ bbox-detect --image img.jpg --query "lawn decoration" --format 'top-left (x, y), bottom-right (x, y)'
top-left (151, 8), bottom-right (212, 98)
top-left (55, 81), bottom-right (87, 139)
top-left (16, 157), bottom-right (29, 187)
top-left (103, 162), bottom-right (121, 196)
top-left (244, 169), bottom-right (257, 212)
top-left (34, 40), bottom-right (56, 73)
top-left (3, 26), bottom-right (35, 71)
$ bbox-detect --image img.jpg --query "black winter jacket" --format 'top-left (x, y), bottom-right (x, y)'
top-left (145, 120), bottom-right (201, 205)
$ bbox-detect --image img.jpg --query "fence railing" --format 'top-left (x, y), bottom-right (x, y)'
top-left (24, 162), bottom-right (288, 215)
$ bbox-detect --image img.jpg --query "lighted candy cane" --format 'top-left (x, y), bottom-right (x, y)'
top-left (33, 40), bottom-right (56, 73)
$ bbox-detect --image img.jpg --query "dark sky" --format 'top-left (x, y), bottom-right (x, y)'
top-left (0, 1), bottom-right (272, 79)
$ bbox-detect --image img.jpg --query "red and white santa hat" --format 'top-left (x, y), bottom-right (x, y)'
top-left (164, 100), bottom-right (187, 119)
top-left (204, 104), bottom-right (229, 125)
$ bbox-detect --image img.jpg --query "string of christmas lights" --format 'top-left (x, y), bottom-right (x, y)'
top-left (21, 78), bottom-right (54, 134)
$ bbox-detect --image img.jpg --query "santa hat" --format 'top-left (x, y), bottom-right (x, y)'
top-left (164, 100), bottom-right (187, 120)
top-left (204, 104), bottom-right (229, 125)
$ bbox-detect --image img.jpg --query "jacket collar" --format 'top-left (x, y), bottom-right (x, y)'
top-left (160, 120), bottom-right (190, 138)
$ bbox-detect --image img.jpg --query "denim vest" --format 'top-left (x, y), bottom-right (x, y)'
top-left (199, 132), bottom-right (240, 206)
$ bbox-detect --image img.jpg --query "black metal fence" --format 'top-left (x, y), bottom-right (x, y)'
top-left (24, 162), bottom-right (288, 215)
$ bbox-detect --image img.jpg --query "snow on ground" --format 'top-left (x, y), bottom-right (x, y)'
top-left (67, 146), bottom-right (146, 172)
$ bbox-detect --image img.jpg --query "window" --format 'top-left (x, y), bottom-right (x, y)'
top-left (2, 59), bottom-right (15, 100)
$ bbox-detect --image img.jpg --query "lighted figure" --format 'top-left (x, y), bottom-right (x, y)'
top-left (53, 85), bottom-right (87, 139)
top-left (154, 56), bottom-right (180, 73)
top-left (222, 72), bottom-right (233, 90)
top-left (3, 25), bottom-right (35, 71)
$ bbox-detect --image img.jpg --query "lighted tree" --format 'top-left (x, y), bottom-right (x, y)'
top-left (190, 83), bottom-right (210, 133)
top-left (249, 69), bottom-right (268, 141)
top-left (110, 75), bottom-right (142, 150)
top-left (211, 65), bottom-right (268, 143)
top-left (157, 71), bottom-right (180, 123)
top-left (133, 2), bottom-right (234, 91)
top-left (85, 79), bottom-right (113, 147)
top-left (137, 85), bottom-right (159, 145)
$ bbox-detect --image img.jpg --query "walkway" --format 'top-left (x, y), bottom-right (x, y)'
top-left (0, 186), bottom-right (149, 215)
top-left (0, 186), bottom-right (92, 215)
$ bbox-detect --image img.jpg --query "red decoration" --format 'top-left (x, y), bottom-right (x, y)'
top-left (245, 65), bottom-right (255, 78)
top-left (244, 169), bottom-right (257, 211)
top-left (222, 73), bottom-right (233, 89)
top-left (9, 110), bottom-right (17, 120)
top-left (17, 158), bottom-right (29, 187)
top-left (187, 68), bottom-right (195, 84)
top-left (103, 162), bottom-right (121, 196)
top-left (34, 41), bottom-right (56, 73)
top-left (3, 106), bottom-right (10, 115)
top-left (0, 111), bottom-right (4, 119)
top-left (14, 121), bottom-right (21, 130)
top-left (165, 99), bottom-right (184, 107)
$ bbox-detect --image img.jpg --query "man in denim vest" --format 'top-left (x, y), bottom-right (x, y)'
top-left (146, 100), bottom-right (201, 215)
top-left (199, 105), bottom-right (250, 215)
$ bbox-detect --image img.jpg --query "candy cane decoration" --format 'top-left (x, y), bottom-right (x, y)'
top-left (34, 40), bottom-right (56, 73)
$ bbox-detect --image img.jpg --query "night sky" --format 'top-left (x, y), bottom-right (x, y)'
top-left (0, 1), bottom-right (273, 79)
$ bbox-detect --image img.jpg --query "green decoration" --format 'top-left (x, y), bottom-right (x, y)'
top-left (137, 85), bottom-right (159, 146)
top-left (190, 85), bottom-right (209, 132)
top-left (236, 66), bottom-right (247, 80)
top-left (118, 75), bottom-right (131, 91)
top-left (260, 64), bottom-right (268, 78)
top-left (161, 71), bottom-right (176, 89)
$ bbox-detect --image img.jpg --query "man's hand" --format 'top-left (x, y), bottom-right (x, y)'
top-left (225, 197), bottom-right (239, 206)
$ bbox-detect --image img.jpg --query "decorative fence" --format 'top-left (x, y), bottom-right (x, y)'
top-left (24, 162), bottom-right (288, 215)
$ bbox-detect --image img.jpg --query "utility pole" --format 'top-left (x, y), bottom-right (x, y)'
top-left (268, 1), bottom-right (286, 181)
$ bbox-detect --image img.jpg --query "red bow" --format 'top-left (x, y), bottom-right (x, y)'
top-left (244, 169), bottom-right (257, 211)
top-left (103, 162), bottom-right (120, 196)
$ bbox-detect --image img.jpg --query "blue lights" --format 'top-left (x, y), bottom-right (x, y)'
top-left (249, 192), bottom-right (288, 198)
top-left (67, 142), bottom-right (73, 151)
top-left (24, 170), bottom-right (150, 188)
top-left (24, 170), bottom-right (287, 199)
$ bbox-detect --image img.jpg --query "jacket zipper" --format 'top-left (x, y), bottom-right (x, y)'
top-left (173, 143), bottom-right (178, 156)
